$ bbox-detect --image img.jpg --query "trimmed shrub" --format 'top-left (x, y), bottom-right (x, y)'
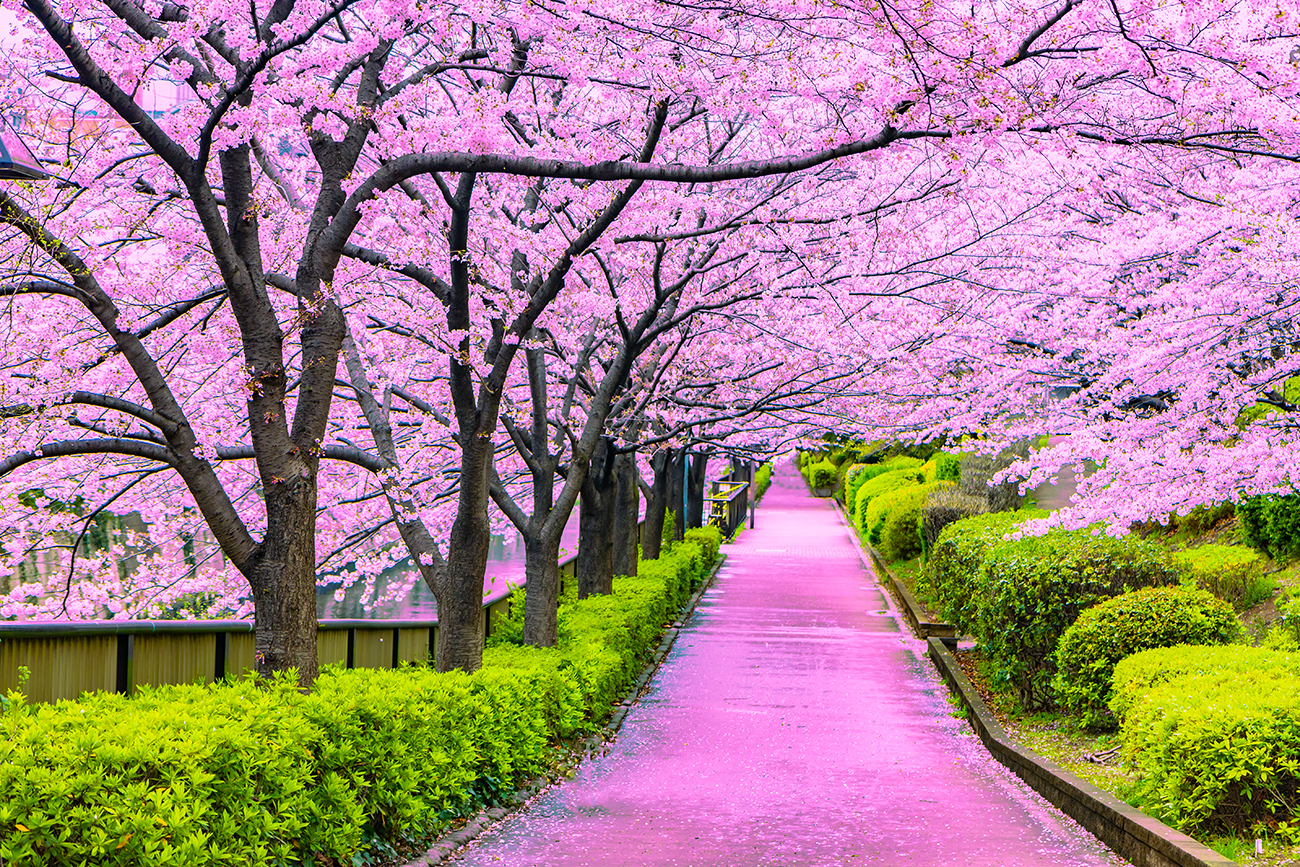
top-left (1171, 544), bottom-right (1273, 611)
top-left (920, 453), bottom-right (961, 484)
top-left (846, 457), bottom-right (922, 515)
top-left (804, 458), bottom-right (837, 491)
top-left (683, 525), bottom-right (723, 566)
top-left (1239, 493), bottom-right (1300, 560)
top-left (918, 509), bottom-right (1048, 633)
top-left (1110, 645), bottom-right (1300, 835)
top-left (0, 547), bottom-right (717, 866)
top-left (973, 530), bottom-right (1180, 709)
top-left (754, 463), bottom-right (773, 503)
top-left (1110, 644), bottom-right (1300, 725)
top-left (919, 487), bottom-right (987, 562)
top-left (863, 481), bottom-right (952, 561)
top-left (853, 468), bottom-right (923, 537)
top-left (1051, 586), bottom-right (1240, 729)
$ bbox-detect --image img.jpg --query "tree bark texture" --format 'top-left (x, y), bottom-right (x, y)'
top-left (642, 447), bottom-right (672, 560)
top-left (578, 439), bottom-right (617, 598)
top-left (522, 535), bottom-right (561, 646)
top-left (668, 448), bottom-right (686, 542)
top-left (686, 451), bottom-right (709, 530)
top-left (612, 452), bottom-right (639, 578)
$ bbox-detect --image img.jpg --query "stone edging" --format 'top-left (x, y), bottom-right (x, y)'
top-left (407, 553), bottom-right (728, 866)
top-left (926, 636), bottom-right (1235, 867)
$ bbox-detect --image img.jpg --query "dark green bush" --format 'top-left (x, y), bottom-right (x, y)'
top-left (918, 487), bottom-right (987, 562)
top-left (973, 530), bottom-right (1180, 709)
top-left (1051, 586), bottom-right (1239, 729)
top-left (918, 509), bottom-right (1047, 633)
top-left (0, 544), bottom-right (717, 866)
top-left (1239, 493), bottom-right (1300, 560)
top-left (1111, 645), bottom-right (1300, 835)
top-left (1171, 544), bottom-right (1273, 611)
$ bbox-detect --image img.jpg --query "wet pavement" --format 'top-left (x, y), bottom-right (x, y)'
top-left (436, 463), bottom-right (1124, 867)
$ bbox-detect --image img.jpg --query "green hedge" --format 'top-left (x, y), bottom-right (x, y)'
top-left (853, 468), bottom-right (923, 536)
top-left (803, 458), bottom-right (837, 491)
top-left (975, 530), bottom-right (1180, 708)
top-left (918, 509), bottom-right (1047, 634)
top-left (863, 481), bottom-right (952, 561)
top-left (0, 542), bottom-right (718, 866)
top-left (1111, 645), bottom-right (1300, 835)
top-left (1171, 544), bottom-right (1273, 611)
top-left (920, 453), bottom-right (961, 484)
top-left (1109, 645), bottom-right (1300, 724)
top-left (1238, 493), bottom-right (1300, 560)
top-left (1051, 586), bottom-right (1239, 729)
top-left (845, 458), bottom-right (922, 516)
top-left (753, 463), bottom-right (773, 503)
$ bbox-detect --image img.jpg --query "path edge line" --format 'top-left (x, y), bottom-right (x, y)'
top-left (408, 553), bottom-right (728, 866)
top-left (926, 636), bottom-right (1235, 867)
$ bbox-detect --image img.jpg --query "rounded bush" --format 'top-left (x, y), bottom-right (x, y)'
top-left (1052, 585), bottom-right (1240, 729)
top-left (853, 468), bottom-right (921, 536)
top-left (864, 481), bottom-right (951, 561)
top-left (918, 509), bottom-right (1047, 633)
top-left (974, 530), bottom-right (1180, 709)
top-left (1111, 645), bottom-right (1300, 835)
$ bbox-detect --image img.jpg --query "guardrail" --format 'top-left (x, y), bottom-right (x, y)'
top-left (705, 479), bottom-right (750, 537)
top-left (1, 538), bottom-right (591, 704)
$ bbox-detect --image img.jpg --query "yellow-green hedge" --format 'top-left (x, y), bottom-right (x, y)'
top-left (0, 538), bottom-right (719, 866)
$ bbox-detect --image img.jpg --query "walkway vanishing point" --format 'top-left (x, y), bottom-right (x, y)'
top-left (434, 465), bottom-right (1125, 867)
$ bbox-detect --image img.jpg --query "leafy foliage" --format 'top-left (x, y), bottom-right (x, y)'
top-left (0, 542), bottom-right (717, 866)
top-left (1238, 495), bottom-right (1300, 561)
top-left (1052, 586), bottom-right (1240, 729)
top-left (918, 509), bottom-right (1048, 633)
top-left (1111, 645), bottom-right (1300, 835)
top-left (863, 481), bottom-right (952, 561)
top-left (919, 487), bottom-right (987, 563)
top-left (800, 457), bottom-right (842, 491)
top-left (853, 468), bottom-right (923, 536)
top-left (974, 530), bottom-right (1180, 708)
top-left (753, 463), bottom-right (773, 503)
top-left (1171, 544), bottom-right (1274, 611)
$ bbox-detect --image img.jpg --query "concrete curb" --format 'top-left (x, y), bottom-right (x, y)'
top-left (926, 637), bottom-right (1235, 867)
top-left (407, 553), bottom-right (728, 866)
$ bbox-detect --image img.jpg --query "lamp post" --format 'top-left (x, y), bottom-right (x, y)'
top-left (0, 115), bottom-right (49, 181)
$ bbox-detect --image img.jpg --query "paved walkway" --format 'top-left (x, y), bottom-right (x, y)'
top-left (439, 464), bottom-right (1123, 867)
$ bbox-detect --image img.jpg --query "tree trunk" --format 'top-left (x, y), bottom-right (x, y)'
top-left (612, 452), bottom-right (639, 578)
top-left (435, 437), bottom-right (492, 673)
top-left (668, 447), bottom-right (686, 542)
top-left (686, 451), bottom-right (709, 530)
top-left (578, 440), bottom-right (617, 598)
top-left (522, 531), bottom-right (561, 646)
top-left (249, 480), bottom-right (320, 685)
top-left (642, 447), bottom-right (672, 560)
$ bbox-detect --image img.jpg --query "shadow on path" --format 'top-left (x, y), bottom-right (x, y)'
top-left (432, 463), bottom-right (1124, 867)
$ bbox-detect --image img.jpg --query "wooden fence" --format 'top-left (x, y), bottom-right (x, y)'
top-left (0, 549), bottom-right (582, 704)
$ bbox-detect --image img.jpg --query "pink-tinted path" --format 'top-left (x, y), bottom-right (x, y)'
top-left (437, 464), bottom-right (1124, 867)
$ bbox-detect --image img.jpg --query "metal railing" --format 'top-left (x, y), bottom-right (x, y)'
top-left (705, 479), bottom-right (750, 538)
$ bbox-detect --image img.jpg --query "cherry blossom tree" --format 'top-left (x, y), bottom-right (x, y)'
top-left (2, 0), bottom-right (1298, 681)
